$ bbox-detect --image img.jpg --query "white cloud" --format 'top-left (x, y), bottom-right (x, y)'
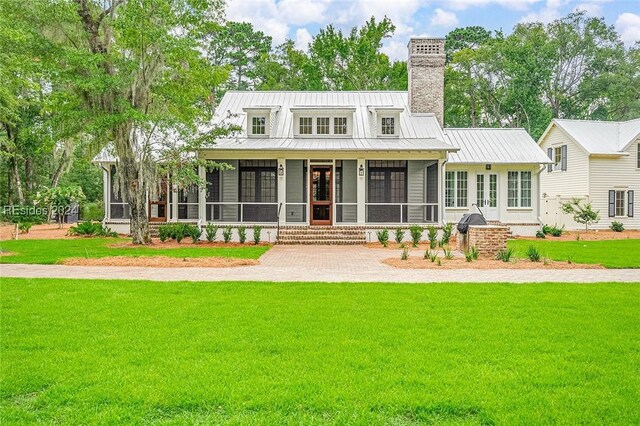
top-left (381, 40), bottom-right (408, 61)
top-left (574, 0), bottom-right (613, 17)
top-left (226, 0), bottom-right (290, 44)
top-left (431, 8), bottom-right (459, 27)
top-left (448, 0), bottom-right (544, 11)
top-left (294, 28), bottom-right (313, 51)
top-left (277, 0), bottom-right (329, 26)
top-left (616, 12), bottom-right (640, 45)
top-left (519, 0), bottom-right (568, 23)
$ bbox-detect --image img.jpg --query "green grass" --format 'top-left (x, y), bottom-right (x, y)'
top-left (0, 238), bottom-right (270, 264)
top-left (508, 238), bottom-right (640, 268)
top-left (2, 279), bottom-right (639, 424)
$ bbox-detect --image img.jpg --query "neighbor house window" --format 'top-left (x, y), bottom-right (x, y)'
top-left (554, 146), bottom-right (562, 170)
top-left (381, 117), bottom-right (395, 135)
top-left (445, 171), bottom-right (467, 208)
top-left (251, 116), bottom-right (266, 135)
top-left (299, 117), bottom-right (313, 135)
top-left (334, 117), bottom-right (347, 135)
top-left (615, 190), bottom-right (626, 217)
top-left (508, 171), bottom-right (532, 208)
top-left (317, 117), bottom-right (330, 135)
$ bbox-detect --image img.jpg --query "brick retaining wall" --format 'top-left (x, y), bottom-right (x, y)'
top-left (458, 225), bottom-right (511, 257)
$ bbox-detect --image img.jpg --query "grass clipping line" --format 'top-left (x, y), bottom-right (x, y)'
top-left (62, 256), bottom-right (259, 268)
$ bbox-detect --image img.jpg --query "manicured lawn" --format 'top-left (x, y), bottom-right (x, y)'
top-left (508, 238), bottom-right (640, 268)
top-left (1, 279), bottom-right (639, 424)
top-left (0, 238), bottom-right (270, 264)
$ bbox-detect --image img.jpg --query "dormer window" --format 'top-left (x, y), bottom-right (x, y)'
top-left (381, 117), bottom-right (395, 135)
top-left (317, 117), bottom-right (330, 135)
top-left (251, 116), bottom-right (266, 135)
top-left (334, 117), bottom-right (347, 135)
top-left (300, 117), bottom-right (313, 135)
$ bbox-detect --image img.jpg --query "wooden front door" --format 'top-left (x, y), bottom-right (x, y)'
top-left (310, 165), bottom-right (332, 225)
top-left (149, 180), bottom-right (168, 222)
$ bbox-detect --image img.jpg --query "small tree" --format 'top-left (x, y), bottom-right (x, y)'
top-left (35, 186), bottom-right (85, 228)
top-left (561, 198), bottom-right (600, 230)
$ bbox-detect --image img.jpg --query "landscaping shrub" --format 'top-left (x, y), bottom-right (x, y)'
top-left (424, 249), bottom-right (431, 259)
top-left (223, 226), bottom-right (233, 243)
top-left (158, 224), bottom-right (173, 242)
top-left (610, 221), bottom-right (624, 232)
top-left (205, 224), bottom-right (218, 242)
top-left (427, 225), bottom-right (438, 249)
top-left (443, 248), bottom-right (454, 260)
top-left (409, 224), bottom-right (423, 247)
top-left (561, 198), bottom-right (600, 231)
top-left (526, 245), bottom-right (541, 262)
top-left (470, 246), bottom-right (479, 260)
top-left (542, 224), bottom-right (565, 237)
top-left (535, 229), bottom-right (546, 239)
top-left (394, 227), bottom-right (405, 244)
top-left (189, 226), bottom-right (202, 244)
top-left (440, 222), bottom-right (453, 246)
top-left (253, 226), bottom-right (262, 245)
top-left (376, 229), bottom-right (389, 247)
top-left (464, 250), bottom-right (473, 262)
top-left (400, 248), bottom-right (409, 260)
top-left (429, 251), bottom-right (438, 263)
top-left (18, 222), bottom-right (33, 234)
top-left (68, 221), bottom-right (117, 237)
top-left (81, 202), bottom-right (104, 221)
top-left (237, 226), bottom-right (247, 244)
top-left (496, 247), bottom-right (515, 263)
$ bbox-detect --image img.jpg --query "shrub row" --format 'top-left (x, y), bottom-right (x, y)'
top-left (158, 224), bottom-right (263, 244)
top-left (68, 221), bottom-right (117, 237)
top-left (377, 223), bottom-right (454, 248)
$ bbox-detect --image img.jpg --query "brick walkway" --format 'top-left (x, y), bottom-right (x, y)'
top-left (1, 245), bottom-right (638, 283)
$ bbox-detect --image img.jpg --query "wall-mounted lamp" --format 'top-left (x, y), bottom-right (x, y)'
top-left (278, 163), bottom-right (284, 176)
top-left (485, 163), bottom-right (492, 170)
top-left (358, 164), bottom-right (365, 176)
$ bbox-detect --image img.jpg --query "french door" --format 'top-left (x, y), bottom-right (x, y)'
top-left (149, 179), bottom-right (168, 222)
top-left (310, 166), bottom-right (332, 225)
top-left (476, 173), bottom-right (498, 220)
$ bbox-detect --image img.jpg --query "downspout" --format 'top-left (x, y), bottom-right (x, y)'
top-left (536, 164), bottom-right (545, 225)
top-left (440, 158), bottom-right (448, 226)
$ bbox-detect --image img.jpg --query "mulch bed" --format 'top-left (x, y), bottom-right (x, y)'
top-left (109, 240), bottom-right (271, 248)
top-left (364, 241), bottom-right (456, 250)
top-left (517, 230), bottom-right (640, 241)
top-left (62, 256), bottom-right (259, 268)
top-left (383, 256), bottom-right (604, 269)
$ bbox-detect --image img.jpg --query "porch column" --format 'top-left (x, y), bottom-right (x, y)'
top-left (357, 158), bottom-right (366, 224)
top-left (171, 186), bottom-right (178, 222)
top-left (277, 157), bottom-right (286, 224)
top-left (102, 165), bottom-right (110, 221)
top-left (198, 164), bottom-right (206, 223)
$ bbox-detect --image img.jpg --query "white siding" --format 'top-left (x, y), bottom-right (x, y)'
top-left (588, 139), bottom-right (640, 230)
top-left (539, 125), bottom-right (590, 197)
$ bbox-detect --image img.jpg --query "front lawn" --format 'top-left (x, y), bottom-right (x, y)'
top-left (508, 238), bottom-right (640, 268)
top-left (0, 238), bottom-right (270, 264)
top-left (1, 279), bottom-right (639, 424)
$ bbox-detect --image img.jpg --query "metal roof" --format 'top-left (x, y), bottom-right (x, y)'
top-left (214, 91), bottom-right (445, 140)
top-left (445, 128), bottom-right (551, 164)
top-left (209, 137), bottom-right (455, 152)
top-left (549, 118), bottom-right (640, 154)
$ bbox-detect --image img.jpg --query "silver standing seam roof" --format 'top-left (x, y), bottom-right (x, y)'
top-left (545, 118), bottom-right (640, 155)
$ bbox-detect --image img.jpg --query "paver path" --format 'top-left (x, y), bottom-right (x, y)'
top-left (1, 245), bottom-right (638, 283)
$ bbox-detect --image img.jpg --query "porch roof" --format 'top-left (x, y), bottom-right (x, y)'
top-left (205, 137), bottom-right (456, 152)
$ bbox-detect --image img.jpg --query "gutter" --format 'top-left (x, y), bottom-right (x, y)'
top-left (536, 164), bottom-right (545, 226)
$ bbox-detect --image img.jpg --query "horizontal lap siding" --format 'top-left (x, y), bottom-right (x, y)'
top-left (589, 139), bottom-right (640, 230)
top-left (286, 160), bottom-right (305, 222)
top-left (539, 126), bottom-right (590, 197)
top-left (221, 160), bottom-right (238, 221)
top-left (408, 160), bottom-right (426, 222)
top-left (341, 160), bottom-right (358, 222)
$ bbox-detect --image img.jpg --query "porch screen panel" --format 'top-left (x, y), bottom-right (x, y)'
top-left (336, 160), bottom-right (357, 223)
top-left (285, 160), bottom-right (306, 222)
top-left (367, 160), bottom-right (407, 223)
top-left (205, 162), bottom-right (220, 221)
top-left (239, 160), bottom-right (277, 222)
top-left (109, 166), bottom-right (130, 219)
top-left (177, 186), bottom-right (198, 219)
top-left (221, 160), bottom-right (239, 221)
top-left (425, 162), bottom-right (439, 222)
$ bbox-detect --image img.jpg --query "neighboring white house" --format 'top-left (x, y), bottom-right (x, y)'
top-left (538, 118), bottom-right (639, 230)
top-left (96, 38), bottom-right (551, 240)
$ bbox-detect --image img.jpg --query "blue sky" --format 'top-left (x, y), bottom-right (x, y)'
top-left (226, 0), bottom-right (640, 60)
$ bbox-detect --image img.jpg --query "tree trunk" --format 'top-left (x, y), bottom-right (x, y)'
top-left (5, 126), bottom-right (25, 204)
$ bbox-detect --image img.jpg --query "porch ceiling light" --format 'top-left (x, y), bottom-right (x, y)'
top-left (359, 164), bottom-right (365, 176)
top-left (278, 163), bottom-right (284, 176)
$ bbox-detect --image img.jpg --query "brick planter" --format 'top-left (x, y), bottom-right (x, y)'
top-left (458, 225), bottom-right (511, 257)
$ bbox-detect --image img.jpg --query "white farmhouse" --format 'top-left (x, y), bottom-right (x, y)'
top-left (96, 38), bottom-right (552, 242)
top-left (538, 119), bottom-right (639, 230)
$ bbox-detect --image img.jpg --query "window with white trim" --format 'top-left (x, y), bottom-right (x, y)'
top-left (334, 117), bottom-right (347, 135)
top-left (381, 117), bottom-right (395, 135)
top-left (508, 171), bottom-right (532, 208)
top-left (251, 116), bottom-right (266, 135)
top-left (553, 146), bottom-right (562, 171)
top-left (317, 117), bottom-right (330, 135)
top-left (615, 190), bottom-right (626, 217)
top-left (445, 171), bottom-right (467, 208)
top-left (299, 117), bottom-right (313, 135)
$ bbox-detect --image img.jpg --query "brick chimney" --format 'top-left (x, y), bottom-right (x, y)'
top-left (408, 37), bottom-right (445, 126)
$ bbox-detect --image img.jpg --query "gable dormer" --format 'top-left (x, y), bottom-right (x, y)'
top-left (368, 106), bottom-right (403, 138)
top-left (290, 107), bottom-right (356, 138)
top-left (243, 106), bottom-right (280, 138)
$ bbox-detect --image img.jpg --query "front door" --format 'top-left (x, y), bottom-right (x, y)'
top-left (476, 173), bottom-right (498, 220)
top-left (149, 180), bottom-right (168, 222)
top-left (310, 166), bottom-right (332, 225)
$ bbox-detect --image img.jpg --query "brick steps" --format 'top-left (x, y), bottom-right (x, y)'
top-left (278, 226), bottom-right (366, 245)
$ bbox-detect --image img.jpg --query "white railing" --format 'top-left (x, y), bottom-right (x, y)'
top-left (365, 203), bottom-right (439, 223)
top-left (204, 202), bottom-right (279, 223)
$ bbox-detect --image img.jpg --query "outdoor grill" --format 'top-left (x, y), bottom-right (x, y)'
top-left (456, 212), bottom-right (487, 234)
